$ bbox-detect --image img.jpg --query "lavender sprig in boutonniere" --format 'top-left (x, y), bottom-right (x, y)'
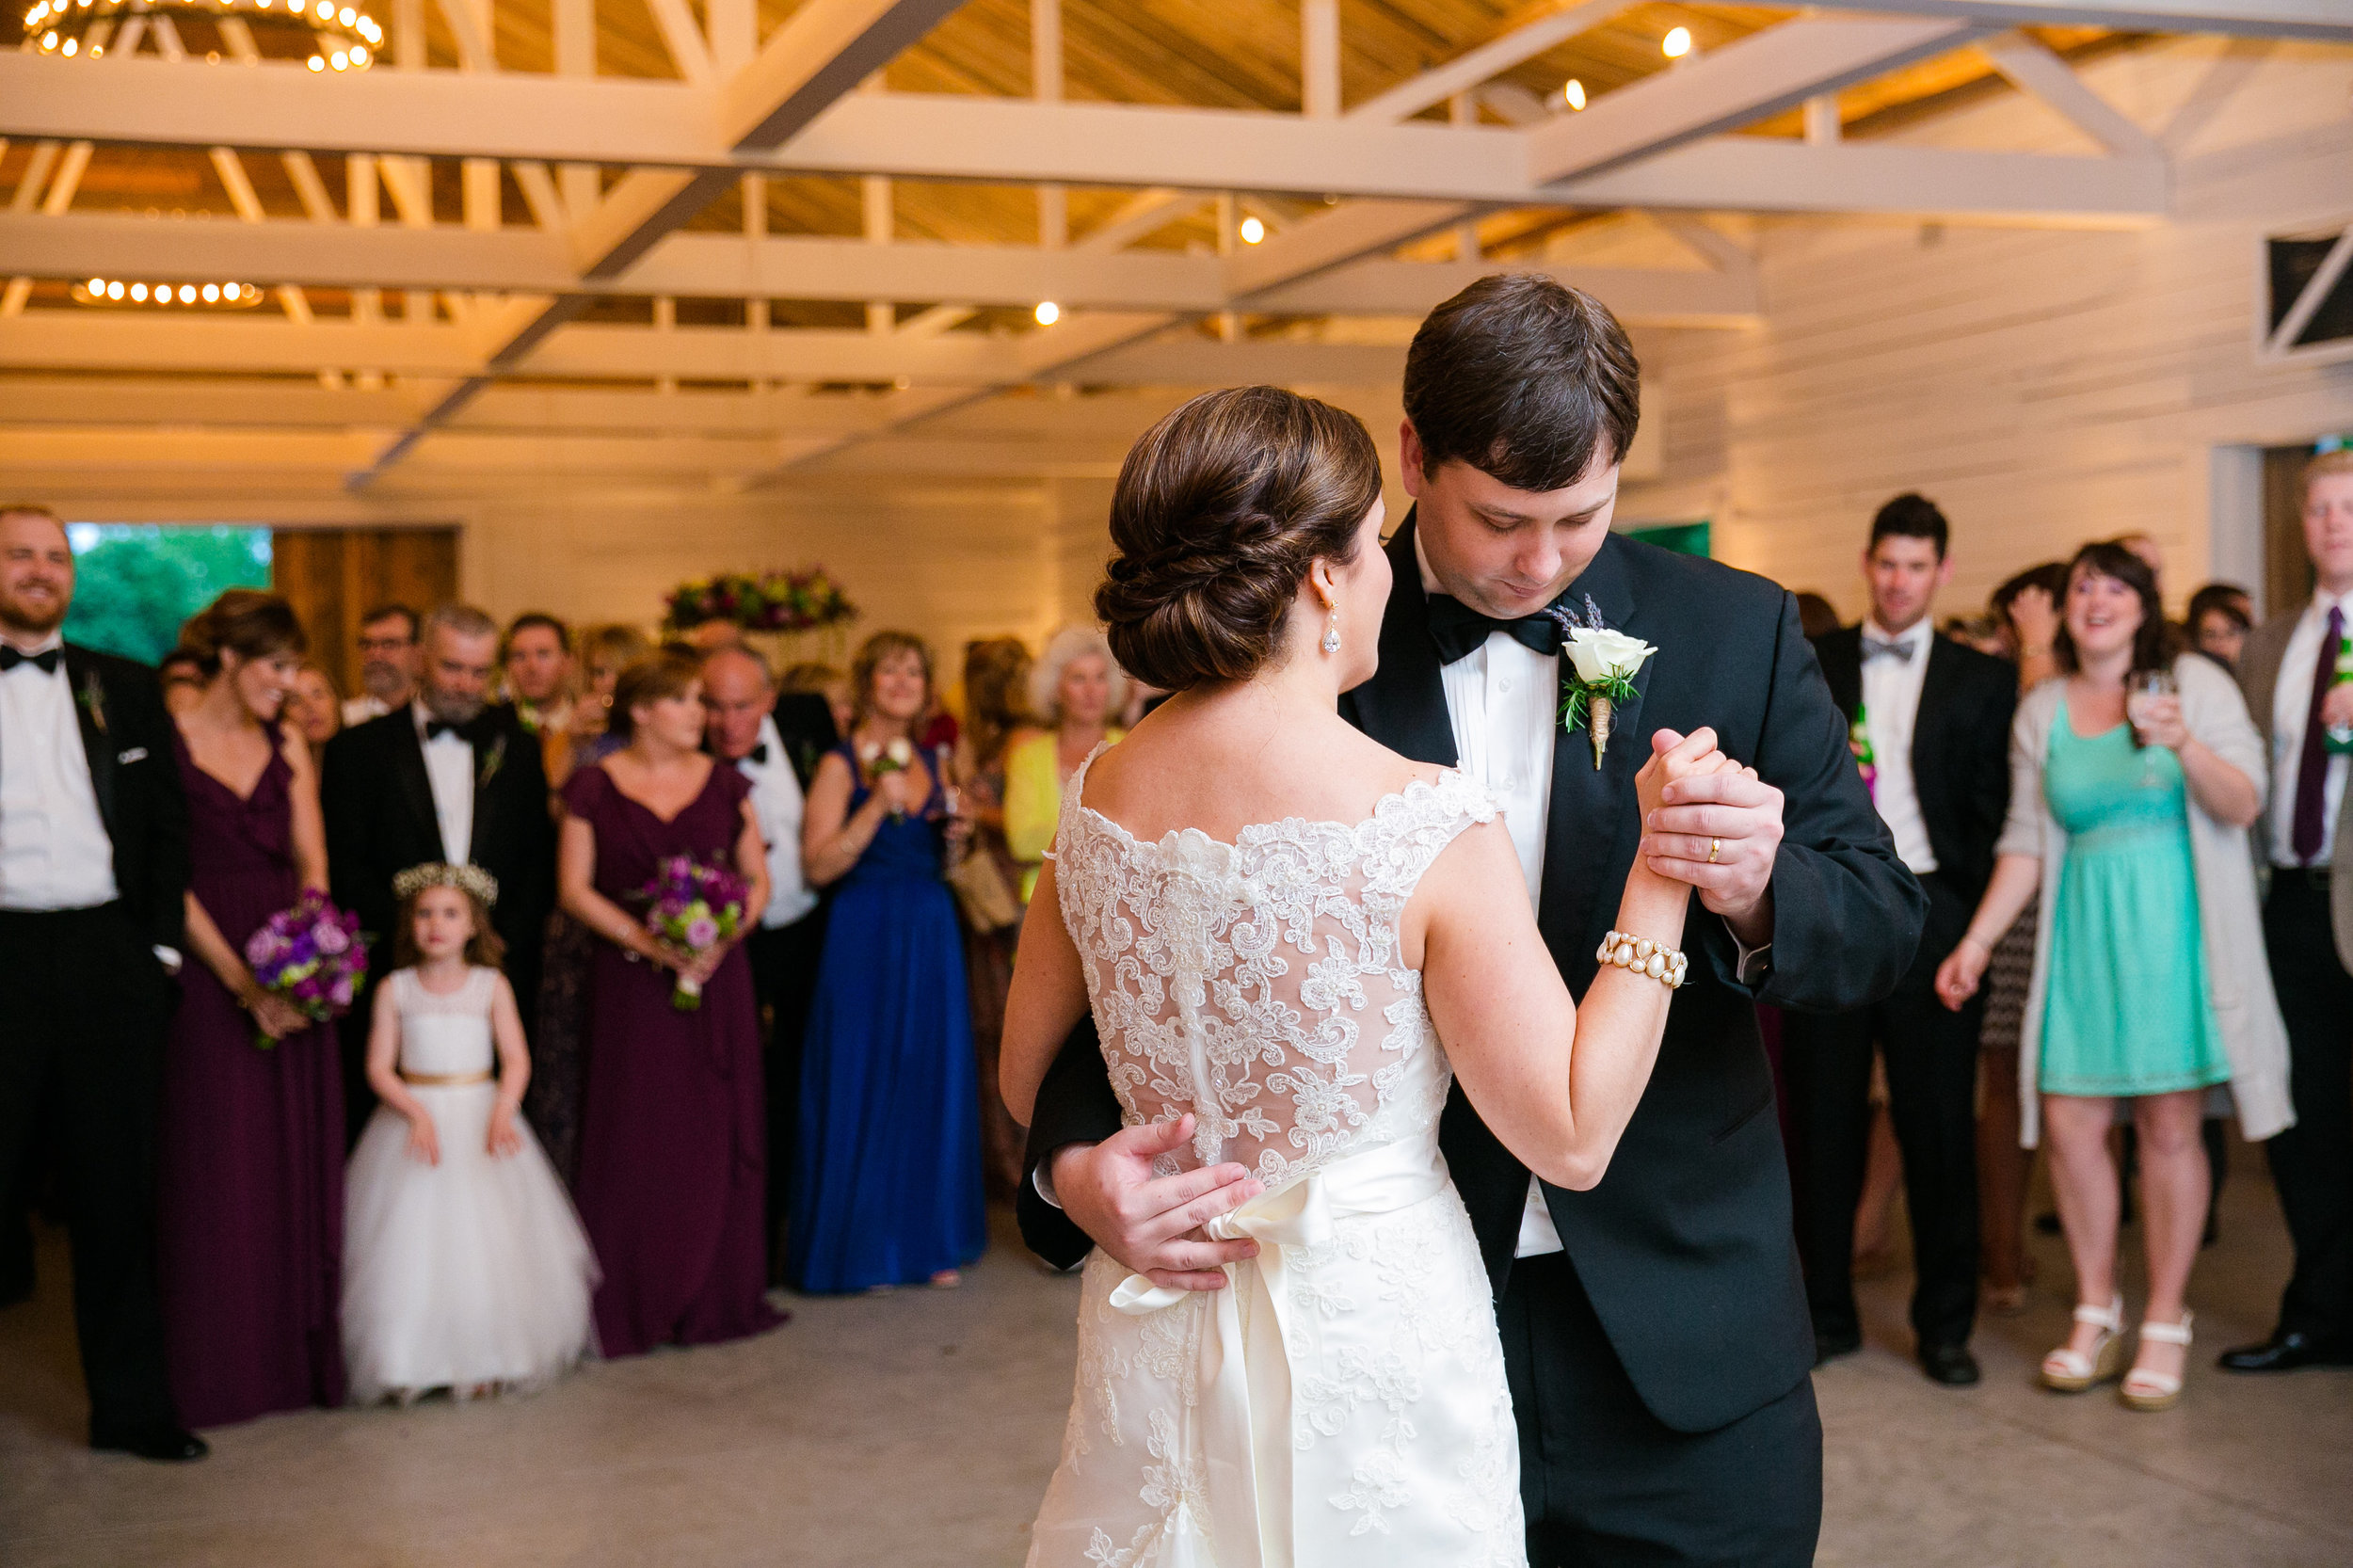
top-left (1543, 596), bottom-right (1656, 769)
top-left (76, 668), bottom-right (107, 735)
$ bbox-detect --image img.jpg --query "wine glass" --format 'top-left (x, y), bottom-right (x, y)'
top-left (2126, 669), bottom-right (2176, 784)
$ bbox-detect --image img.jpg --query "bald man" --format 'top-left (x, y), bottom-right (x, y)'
top-left (703, 645), bottom-right (836, 1276)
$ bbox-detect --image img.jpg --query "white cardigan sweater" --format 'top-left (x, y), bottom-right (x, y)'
top-left (1996, 654), bottom-right (2294, 1147)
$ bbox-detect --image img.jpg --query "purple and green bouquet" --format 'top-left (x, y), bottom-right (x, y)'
top-left (242, 891), bottom-right (368, 1050)
top-left (636, 855), bottom-right (751, 1011)
top-left (662, 567), bottom-right (856, 634)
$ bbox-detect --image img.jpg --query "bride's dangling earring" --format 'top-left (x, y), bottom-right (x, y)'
top-left (1321, 606), bottom-right (1341, 655)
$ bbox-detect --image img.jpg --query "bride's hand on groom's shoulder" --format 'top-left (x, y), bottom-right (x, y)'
top-left (1638, 728), bottom-right (1785, 931)
top-left (1049, 1114), bottom-right (1265, 1293)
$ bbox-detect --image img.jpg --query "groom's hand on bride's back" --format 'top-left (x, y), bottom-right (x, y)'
top-left (1049, 1113), bottom-right (1264, 1292)
top-left (1639, 727), bottom-right (1784, 942)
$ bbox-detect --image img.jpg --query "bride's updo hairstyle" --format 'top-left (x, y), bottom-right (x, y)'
top-left (1096, 385), bottom-right (1380, 692)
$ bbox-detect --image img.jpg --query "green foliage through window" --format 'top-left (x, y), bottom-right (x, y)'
top-left (62, 524), bottom-right (273, 666)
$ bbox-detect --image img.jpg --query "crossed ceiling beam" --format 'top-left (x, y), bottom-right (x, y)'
top-left (1802, 0), bottom-right (2353, 42)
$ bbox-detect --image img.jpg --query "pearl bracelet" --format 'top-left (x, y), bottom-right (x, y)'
top-left (1596, 930), bottom-right (1689, 989)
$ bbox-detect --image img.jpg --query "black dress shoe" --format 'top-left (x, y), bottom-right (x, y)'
top-left (2217, 1330), bottom-right (2353, 1373)
top-left (91, 1425), bottom-right (209, 1462)
top-left (1919, 1342), bottom-right (1981, 1386)
top-left (1813, 1325), bottom-right (1863, 1367)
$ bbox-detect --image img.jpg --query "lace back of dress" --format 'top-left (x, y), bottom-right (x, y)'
top-left (1052, 745), bottom-right (1496, 1187)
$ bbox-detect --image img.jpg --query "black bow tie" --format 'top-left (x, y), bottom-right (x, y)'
top-left (0, 646), bottom-right (61, 675)
top-left (424, 715), bottom-right (488, 744)
top-left (742, 743), bottom-right (770, 765)
top-left (1426, 594), bottom-right (1565, 665)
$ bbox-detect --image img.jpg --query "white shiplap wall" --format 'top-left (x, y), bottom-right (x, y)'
top-left (1619, 37), bottom-right (2353, 624)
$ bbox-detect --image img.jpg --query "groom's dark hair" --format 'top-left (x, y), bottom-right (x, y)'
top-left (1402, 274), bottom-right (1641, 493)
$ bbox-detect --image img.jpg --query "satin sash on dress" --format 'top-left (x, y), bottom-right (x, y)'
top-left (1106, 1136), bottom-right (1453, 1568)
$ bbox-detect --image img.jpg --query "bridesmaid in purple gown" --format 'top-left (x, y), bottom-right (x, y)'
top-left (158, 590), bottom-right (347, 1426)
top-left (558, 650), bottom-right (781, 1356)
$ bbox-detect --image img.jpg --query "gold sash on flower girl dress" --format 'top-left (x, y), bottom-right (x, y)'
top-left (398, 1068), bottom-right (494, 1087)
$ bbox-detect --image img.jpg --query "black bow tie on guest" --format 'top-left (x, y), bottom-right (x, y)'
top-left (1425, 594), bottom-right (1567, 665)
top-left (1860, 634), bottom-right (1915, 664)
top-left (423, 714), bottom-right (491, 744)
top-left (0, 646), bottom-right (62, 675)
top-left (742, 743), bottom-right (770, 765)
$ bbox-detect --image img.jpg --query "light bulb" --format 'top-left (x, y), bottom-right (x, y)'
top-left (307, 54), bottom-right (324, 69)
top-left (105, 280), bottom-right (123, 300)
top-left (178, 284), bottom-right (196, 303)
top-left (1662, 26), bottom-right (1692, 59)
top-left (1564, 78), bottom-right (1586, 111)
top-left (314, 2), bottom-right (331, 18)
top-left (1239, 216), bottom-right (1265, 245)
top-left (201, 284), bottom-right (220, 303)
top-left (87, 277), bottom-right (104, 293)
top-left (60, 35), bottom-right (75, 53)
top-left (39, 29), bottom-right (56, 48)
top-left (1033, 301), bottom-right (1060, 326)
top-left (130, 283), bottom-right (148, 301)
top-left (330, 49), bottom-right (348, 68)
top-left (350, 42), bottom-right (367, 63)
top-left (337, 6), bottom-right (353, 22)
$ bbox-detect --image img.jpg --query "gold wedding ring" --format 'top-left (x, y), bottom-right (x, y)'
top-left (1707, 837), bottom-right (1722, 864)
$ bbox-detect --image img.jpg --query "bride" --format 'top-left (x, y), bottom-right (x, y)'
top-left (1001, 385), bottom-right (1738, 1568)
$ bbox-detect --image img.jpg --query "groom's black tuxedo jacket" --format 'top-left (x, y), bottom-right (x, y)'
top-left (1018, 519), bottom-right (1926, 1434)
top-left (321, 700), bottom-right (555, 994)
top-left (1809, 625), bottom-right (2015, 906)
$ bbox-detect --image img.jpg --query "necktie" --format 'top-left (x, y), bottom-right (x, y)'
top-left (424, 715), bottom-right (483, 744)
top-left (0, 646), bottom-right (61, 675)
top-left (2290, 603), bottom-right (2344, 864)
top-left (1426, 594), bottom-right (1565, 664)
top-left (743, 743), bottom-right (770, 765)
top-left (1861, 634), bottom-right (1913, 664)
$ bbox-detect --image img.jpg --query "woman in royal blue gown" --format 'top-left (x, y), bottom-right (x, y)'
top-left (790, 631), bottom-right (985, 1292)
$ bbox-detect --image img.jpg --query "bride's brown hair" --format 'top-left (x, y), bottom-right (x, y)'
top-left (1095, 386), bottom-right (1380, 693)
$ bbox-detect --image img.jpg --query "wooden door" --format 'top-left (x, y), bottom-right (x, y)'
top-left (271, 527), bottom-right (459, 700)
top-left (2263, 446), bottom-right (2317, 618)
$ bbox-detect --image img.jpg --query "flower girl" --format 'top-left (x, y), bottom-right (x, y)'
top-left (343, 863), bottom-right (599, 1402)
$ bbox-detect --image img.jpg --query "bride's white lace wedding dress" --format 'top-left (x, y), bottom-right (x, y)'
top-left (1028, 746), bottom-right (1524, 1568)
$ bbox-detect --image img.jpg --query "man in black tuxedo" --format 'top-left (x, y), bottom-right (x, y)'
top-left (323, 602), bottom-right (554, 1143)
top-left (1788, 496), bottom-right (2015, 1386)
top-left (1017, 278), bottom-right (1923, 1566)
top-left (0, 504), bottom-right (204, 1461)
top-left (701, 645), bottom-right (838, 1274)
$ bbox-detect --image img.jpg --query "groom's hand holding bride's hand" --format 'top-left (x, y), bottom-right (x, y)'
top-left (1048, 1113), bottom-right (1265, 1292)
top-left (1638, 728), bottom-right (1784, 947)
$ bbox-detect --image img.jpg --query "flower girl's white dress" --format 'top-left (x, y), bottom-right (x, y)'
top-left (343, 967), bottom-right (600, 1401)
top-left (1028, 748), bottom-right (1524, 1567)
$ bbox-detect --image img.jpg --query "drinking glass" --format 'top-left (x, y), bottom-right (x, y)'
top-left (2126, 669), bottom-right (2176, 784)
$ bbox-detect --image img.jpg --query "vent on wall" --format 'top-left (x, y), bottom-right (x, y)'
top-left (2260, 218), bottom-right (2353, 365)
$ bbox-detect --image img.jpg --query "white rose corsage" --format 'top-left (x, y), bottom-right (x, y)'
top-left (1544, 597), bottom-right (1657, 769)
top-left (858, 736), bottom-right (918, 819)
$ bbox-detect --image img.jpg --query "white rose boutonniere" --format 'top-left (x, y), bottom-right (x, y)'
top-left (1557, 625), bottom-right (1657, 769)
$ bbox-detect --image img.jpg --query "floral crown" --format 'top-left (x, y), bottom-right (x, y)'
top-left (392, 862), bottom-right (500, 907)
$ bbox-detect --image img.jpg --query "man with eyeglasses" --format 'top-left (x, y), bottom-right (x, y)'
top-left (342, 602), bottom-right (422, 727)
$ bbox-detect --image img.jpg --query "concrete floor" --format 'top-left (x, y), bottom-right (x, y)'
top-left (3, 1174), bottom-right (2348, 1567)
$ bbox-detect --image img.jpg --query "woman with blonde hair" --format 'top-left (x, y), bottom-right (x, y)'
top-left (1001, 624), bottom-right (1128, 901)
top-left (790, 631), bottom-right (984, 1292)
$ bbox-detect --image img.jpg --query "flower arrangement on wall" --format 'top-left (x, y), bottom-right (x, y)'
top-left (663, 568), bottom-right (856, 634)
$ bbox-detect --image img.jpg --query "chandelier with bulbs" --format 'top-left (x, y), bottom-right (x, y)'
top-left (26, 0), bottom-right (384, 72)
top-left (75, 279), bottom-right (264, 310)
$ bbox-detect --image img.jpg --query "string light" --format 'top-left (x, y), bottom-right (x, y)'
top-left (77, 279), bottom-right (262, 311)
top-left (27, 0), bottom-right (381, 71)
top-left (1563, 77), bottom-right (1586, 111)
top-left (1239, 216), bottom-right (1266, 245)
top-left (1033, 301), bottom-right (1061, 326)
top-left (1662, 26), bottom-right (1693, 59)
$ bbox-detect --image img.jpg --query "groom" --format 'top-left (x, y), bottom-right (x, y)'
top-left (1018, 276), bottom-right (1924, 1565)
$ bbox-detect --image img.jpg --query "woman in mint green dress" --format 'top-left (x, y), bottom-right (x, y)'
top-left (1937, 541), bottom-right (2278, 1416)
